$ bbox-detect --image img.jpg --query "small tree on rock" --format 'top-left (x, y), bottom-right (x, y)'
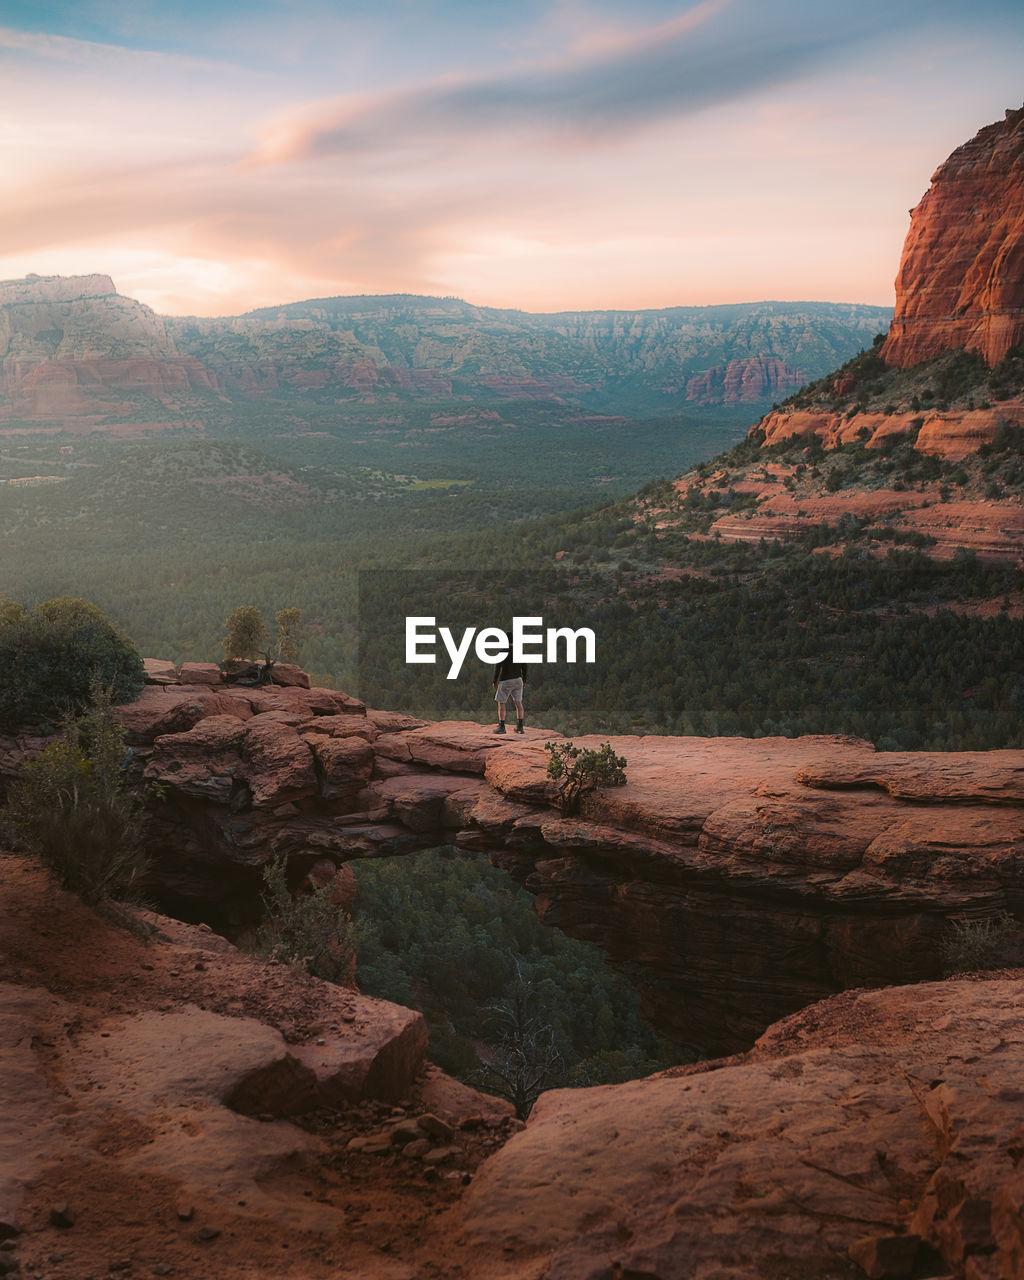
top-left (544, 740), bottom-right (628, 817)
top-left (273, 608), bottom-right (301, 662)
top-left (223, 605), bottom-right (268, 664)
top-left (223, 606), bottom-right (302, 677)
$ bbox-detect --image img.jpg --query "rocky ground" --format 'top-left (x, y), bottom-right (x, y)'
top-left (3, 665), bottom-right (1023, 1277)
top-left (4, 849), bottom-right (1024, 1280)
top-left (5, 676), bottom-right (1022, 1059)
top-left (0, 852), bottom-right (520, 1280)
top-left (464, 972), bottom-right (1024, 1280)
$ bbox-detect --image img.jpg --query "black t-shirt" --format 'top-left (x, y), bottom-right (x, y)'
top-left (493, 657), bottom-right (527, 682)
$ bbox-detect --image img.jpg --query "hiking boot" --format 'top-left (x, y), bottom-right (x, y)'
top-left (515, 719), bottom-right (525, 733)
top-left (494, 722), bottom-right (507, 734)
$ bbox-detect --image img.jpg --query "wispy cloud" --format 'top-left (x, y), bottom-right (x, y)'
top-left (251, 0), bottom-right (909, 164)
top-left (0, 24), bottom-right (241, 74)
top-left (0, 0), bottom-right (1021, 315)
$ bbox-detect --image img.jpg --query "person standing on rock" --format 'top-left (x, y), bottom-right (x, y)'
top-left (492, 653), bottom-right (527, 734)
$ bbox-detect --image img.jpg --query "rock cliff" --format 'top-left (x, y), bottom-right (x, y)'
top-left (881, 106), bottom-right (1024, 370)
top-left (0, 273), bottom-right (213, 428)
top-left (747, 107), bottom-right (1024, 470)
top-left (5, 674), bottom-right (1019, 1058)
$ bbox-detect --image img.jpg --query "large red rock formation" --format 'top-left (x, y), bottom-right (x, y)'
top-left (880, 106), bottom-right (1024, 369)
top-left (685, 355), bottom-right (804, 405)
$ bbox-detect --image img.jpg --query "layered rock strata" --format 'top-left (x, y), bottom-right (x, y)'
top-left (881, 106), bottom-right (1024, 369)
top-left (0, 273), bottom-right (213, 426)
top-left (757, 397), bottom-right (1024, 461)
top-left (5, 675), bottom-right (1019, 1057)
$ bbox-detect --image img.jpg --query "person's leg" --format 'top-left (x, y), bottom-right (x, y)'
top-left (513, 692), bottom-right (524, 732)
top-left (494, 693), bottom-right (507, 732)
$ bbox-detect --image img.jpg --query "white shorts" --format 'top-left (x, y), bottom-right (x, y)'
top-left (494, 677), bottom-right (525, 704)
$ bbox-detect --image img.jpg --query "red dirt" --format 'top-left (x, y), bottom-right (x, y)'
top-left (1, 853), bottom-right (528, 1280)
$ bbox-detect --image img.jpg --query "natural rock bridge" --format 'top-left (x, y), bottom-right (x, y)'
top-left (3, 674), bottom-right (1022, 1055)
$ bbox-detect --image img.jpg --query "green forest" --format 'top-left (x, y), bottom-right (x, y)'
top-left (351, 847), bottom-right (684, 1112)
top-left (356, 551), bottom-right (1024, 748)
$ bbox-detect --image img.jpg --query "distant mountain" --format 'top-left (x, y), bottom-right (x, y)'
top-left (170, 295), bottom-right (889, 410)
top-left (0, 274), bottom-right (890, 434)
top-left (0, 273), bottom-right (215, 431)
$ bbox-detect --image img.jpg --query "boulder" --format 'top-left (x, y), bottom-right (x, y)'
top-left (266, 662), bottom-right (310, 689)
top-left (306, 734), bottom-right (375, 802)
top-left (462, 976), bottom-right (1024, 1280)
top-left (241, 720), bottom-right (317, 808)
top-left (114, 684), bottom-right (252, 744)
top-left (142, 657), bottom-right (179, 684)
top-left (289, 996), bottom-right (429, 1104)
top-left (177, 662), bottom-right (224, 686)
top-left (145, 714), bottom-right (248, 802)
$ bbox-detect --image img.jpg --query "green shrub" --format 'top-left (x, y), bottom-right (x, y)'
top-left (222, 604), bottom-right (267, 662)
top-left (939, 911), bottom-right (1015, 976)
top-left (252, 855), bottom-right (361, 984)
top-left (0, 595), bottom-right (144, 729)
top-left (2, 686), bottom-right (149, 906)
top-left (544, 740), bottom-right (628, 816)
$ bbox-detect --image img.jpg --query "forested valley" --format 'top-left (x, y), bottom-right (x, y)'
top-left (2, 405), bottom-right (1022, 749)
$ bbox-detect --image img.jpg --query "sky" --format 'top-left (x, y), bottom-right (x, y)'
top-left (1, 0), bottom-right (1022, 317)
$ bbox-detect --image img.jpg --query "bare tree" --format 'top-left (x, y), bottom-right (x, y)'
top-left (471, 967), bottom-right (565, 1118)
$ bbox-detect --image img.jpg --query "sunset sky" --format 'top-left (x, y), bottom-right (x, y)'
top-left (1, 0), bottom-right (1022, 317)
